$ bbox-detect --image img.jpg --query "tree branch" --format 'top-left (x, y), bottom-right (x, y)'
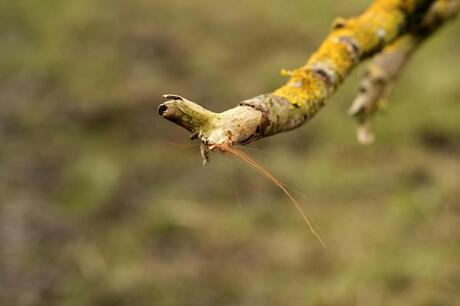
top-left (158, 0), bottom-right (457, 162)
top-left (349, 0), bottom-right (460, 144)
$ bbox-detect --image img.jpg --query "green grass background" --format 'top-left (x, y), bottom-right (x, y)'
top-left (1, 0), bottom-right (459, 305)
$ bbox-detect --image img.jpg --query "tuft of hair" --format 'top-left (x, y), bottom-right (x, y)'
top-left (209, 143), bottom-right (325, 248)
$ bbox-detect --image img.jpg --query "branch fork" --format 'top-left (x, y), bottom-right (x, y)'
top-left (157, 0), bottom-right (459, 161)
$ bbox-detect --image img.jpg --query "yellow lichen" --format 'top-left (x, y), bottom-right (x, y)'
top-left (272, 0), bottom-right (417, 110)
top-left (273, 70), bottom-right (326, 108)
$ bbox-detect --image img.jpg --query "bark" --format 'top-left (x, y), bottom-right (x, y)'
top-left (158, 0), bottom-right (458, 162)
top-left (349, 0), bottom-right (460, 144)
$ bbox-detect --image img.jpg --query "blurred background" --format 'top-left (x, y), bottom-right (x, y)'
top-left (1, 0), bottom-right (459, 305)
